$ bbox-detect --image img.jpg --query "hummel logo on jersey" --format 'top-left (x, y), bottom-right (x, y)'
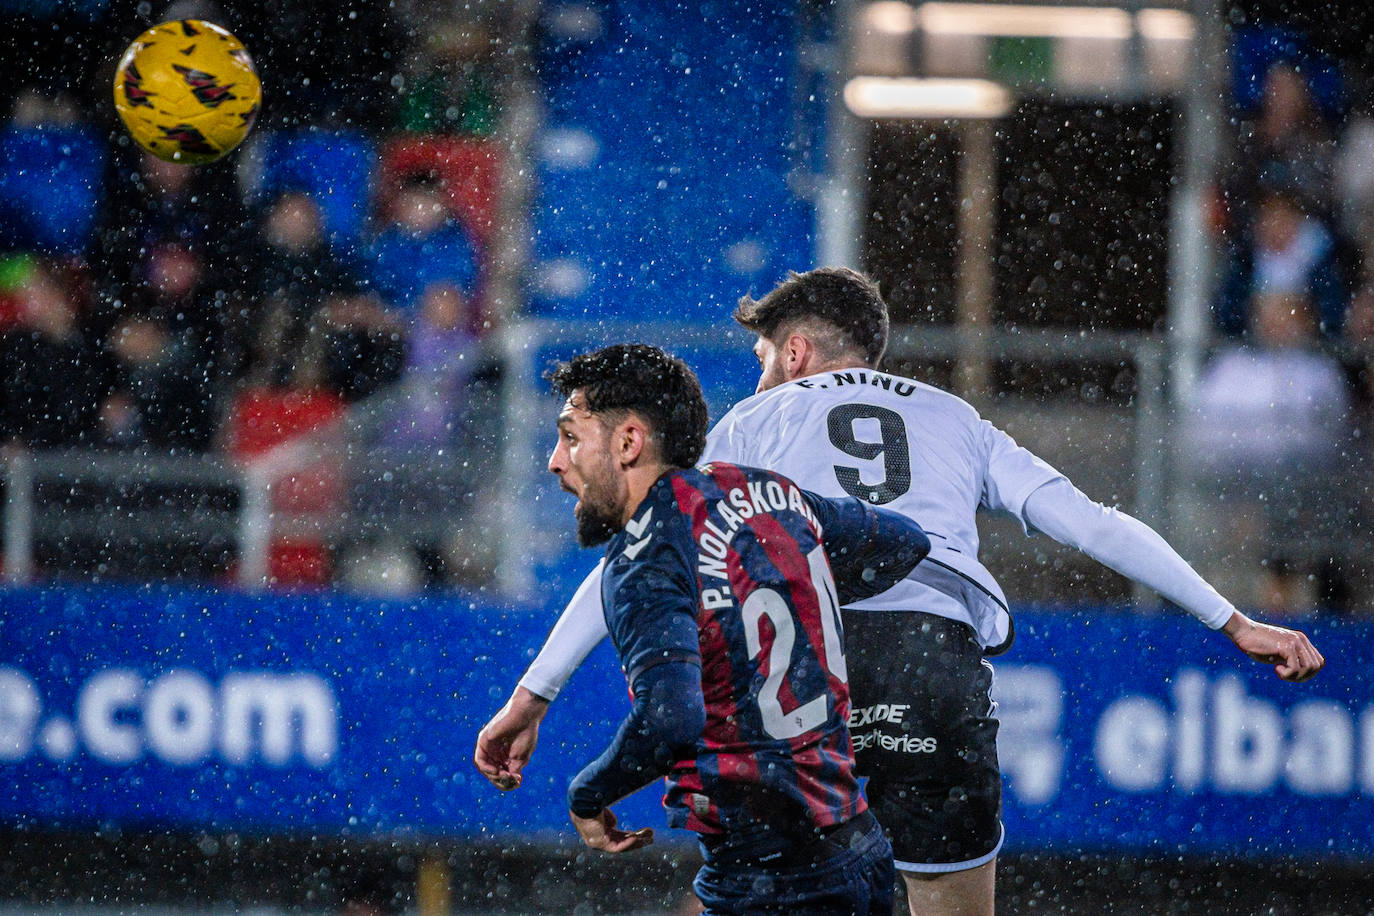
top-left (624, 508), bottom-right (654, 559)
top-left (626, 508), bottom-right (653, 539)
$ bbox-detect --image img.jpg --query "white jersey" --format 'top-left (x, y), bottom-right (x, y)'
top-left (703, 367), bottom-right (1062, 650)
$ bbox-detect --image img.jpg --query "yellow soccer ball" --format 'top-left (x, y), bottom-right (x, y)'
top-left (113, 19), bottom-right (262, 165)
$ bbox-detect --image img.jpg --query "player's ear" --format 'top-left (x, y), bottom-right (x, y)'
top-left (783, 332), bottom-right (813, 380)
top-left (616, 417), bottom-right (648, 466)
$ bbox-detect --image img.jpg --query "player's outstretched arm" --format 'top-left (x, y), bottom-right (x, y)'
top-left (567, 660), bottom-right (703, 853)
top-left (1023, 479), bottom-right (1236, 630)
top-left (518, 560), bottom-right (612, 699)
top-left (474, 686), bottom-right (550, 790)
top-left (800, 489), bottom-right (931, 603)
top-left (1221, 610), bottom-right (1326, 682)
top-left (1022, 480), bottom-right (1325, 683)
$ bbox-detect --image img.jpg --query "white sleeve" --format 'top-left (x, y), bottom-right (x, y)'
top-left (980, 421), bottom-right (1066, 529)
top-left (1023, 478), bottom-right (1235, 629)
top-left (516, 559), bottom-right (610, 700)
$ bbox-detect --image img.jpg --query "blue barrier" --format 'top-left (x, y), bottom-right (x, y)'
top-left (2, 586), bottom-right (1368, 858)
top-left (994, 611), bottom-right (1370, 858)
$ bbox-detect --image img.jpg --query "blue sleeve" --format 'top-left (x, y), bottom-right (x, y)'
top-left (802, 490), bottom-right (931, 604)
top-left (567, 660), bottom-right (705, 817)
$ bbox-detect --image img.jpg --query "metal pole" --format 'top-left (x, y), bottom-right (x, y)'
top-left (817, 0), bottom-right (865, 269)
top-left (1167, 0), bottom-right (1227, 405)
top-left (1131, 338), bottom-right (1168, 607)
top-left (484, 0), bottom-right (540, 329)
top-left (493, 321), bottom-right (540, 597)
top-left (238, 464), bottom-right (272, 590)
top-left (3, 450), bottom-right (34, 584)
top-left (954, 118), bottom-right (997, 398)
top-left (486, 0), bottom-right (543, 599)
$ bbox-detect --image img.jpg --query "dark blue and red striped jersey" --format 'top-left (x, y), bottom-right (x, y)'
top-left (596, 461), bottom-right (929, 837)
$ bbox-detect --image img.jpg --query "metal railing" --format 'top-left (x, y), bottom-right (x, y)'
top-left (2, 447), bottom-right (245, 586)
top-left (0, 387), bottom-right (496, 591)
top-left (885, 322), bottom-right (1171, 530)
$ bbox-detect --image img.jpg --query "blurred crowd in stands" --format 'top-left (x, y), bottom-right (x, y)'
top-left (0, 0), bottom-right (510, 589)
top-left (1186, 26), bottom-right (1374, 613)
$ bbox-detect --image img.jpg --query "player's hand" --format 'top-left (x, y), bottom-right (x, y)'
top-left (474, 686), bottom-right (551, 790)
top-left (570, 807), bottom-right (654, 853)
top-left (1222, 611), bottom-right (1325, 682)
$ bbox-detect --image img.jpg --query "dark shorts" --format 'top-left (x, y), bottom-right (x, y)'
top-left (841, 610), bottom-right (1003, 874)
top-left (694, 810), bottom-right (894, 915)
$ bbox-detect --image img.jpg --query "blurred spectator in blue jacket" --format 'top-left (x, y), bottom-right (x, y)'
top-left (364, 174), bottom-right (480, 315)
top-left (1216, 184), bottom-right (1348, 338)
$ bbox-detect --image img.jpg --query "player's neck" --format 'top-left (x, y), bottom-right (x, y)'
top-left (793, 358), bottom-right (874, 382)
top-left (619, 461), bottom-right (674, 527)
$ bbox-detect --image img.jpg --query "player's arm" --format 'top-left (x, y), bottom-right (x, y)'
top-left (474, 560), bottom-right (610, 790)
top-left (1022, 478), bottom-right (1325, 682)
top-left (568, 659), bottom-right (704, 852)
top-left (570, 551), bottom-right (704, 852)
top-left (801, 489), bottom-right (932, 603)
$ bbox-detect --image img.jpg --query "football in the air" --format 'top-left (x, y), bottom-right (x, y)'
top-left (112, 19), bottom-right (261, 165)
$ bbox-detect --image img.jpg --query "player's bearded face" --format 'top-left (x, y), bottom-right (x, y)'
top-left (571, 446), bottom-right (625, 546)
top-left (551, 398), bottom-right (629, 547)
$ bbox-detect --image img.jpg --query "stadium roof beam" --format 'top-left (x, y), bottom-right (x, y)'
top-left (843, 76), bottom-right (1012, 118)
top-left (850, 1), bottom-right (1195, 98)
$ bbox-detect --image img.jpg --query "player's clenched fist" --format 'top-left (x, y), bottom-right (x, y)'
top-left (474, 687), bottom-right (550, 790)
top-left (1222, 611), bottom-right (1326, 682)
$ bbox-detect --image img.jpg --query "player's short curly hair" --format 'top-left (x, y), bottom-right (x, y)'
top-left (547, 343), bottom-right (709, 469)
top-left (733, 267), bottom-right (889, 367)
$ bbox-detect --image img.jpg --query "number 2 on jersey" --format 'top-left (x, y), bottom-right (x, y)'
top-left (741, 546), bottom-right (847, 740)
top-left (826, 403), bottom-right (912, 504)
